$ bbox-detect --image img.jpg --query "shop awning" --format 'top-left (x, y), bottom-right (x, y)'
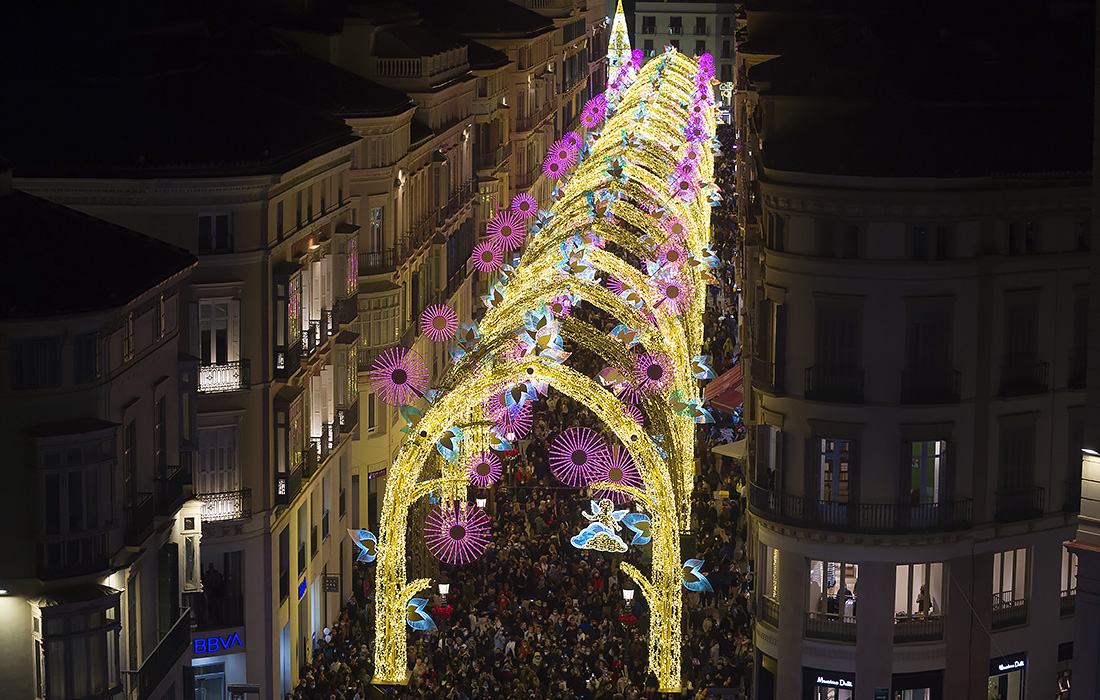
top-left (711, 439), bottom-right (746, 460)
top-left (704, 362), bottom-right (743, 413)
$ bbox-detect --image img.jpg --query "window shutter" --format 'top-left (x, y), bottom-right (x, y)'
top-left (228, 299), bottom-right (241, 362)
top-left (901, 441), bottom-right (913, 503)
top-left (189, 303), bottom-right (199, 358)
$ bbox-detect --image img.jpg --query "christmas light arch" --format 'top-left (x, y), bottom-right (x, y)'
top-left (370, 49), bottom-right (718, 693)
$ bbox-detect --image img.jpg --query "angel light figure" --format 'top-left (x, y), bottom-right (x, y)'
top-left (570, 498), bottom-right (630, 553)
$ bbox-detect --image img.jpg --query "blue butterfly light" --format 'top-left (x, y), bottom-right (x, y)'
top-left (406, 598), bottom-right (437, 631)
top-left (348, 529), bottom-right (377, 564)
top-left (682, 559), bottom-right (713, 592)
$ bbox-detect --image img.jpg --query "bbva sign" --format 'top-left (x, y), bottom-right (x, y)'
top-left (194, 632), bottom-right (244, 655)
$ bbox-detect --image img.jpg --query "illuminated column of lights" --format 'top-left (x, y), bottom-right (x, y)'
top-left (371, 50), bottom-right (716, 692)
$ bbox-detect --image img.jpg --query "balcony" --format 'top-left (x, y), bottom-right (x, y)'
top-left (337, 399), bottom-right (359, 434)
top-left (751, 356), bottom-right (783, 394)
top-left (1061, 591), bottom-right (1076, 617)
top-left (805, 366), bottom-right (864, 403)
top-left (641, 24), bottom-right (655, 34)
top-left (195, 593), bottom-right (244, 630)
top-left (39, 531), bottom-right (111, 579)
top-left (759, 597), bottom-right (779, 629)
top-left (198, 489), bottom-right (253, 522)
top-left (991, 597), bottom-right (1028, 630)
top-left (478, 143), bottom-right (513, 171)
top-left (901, 369), bottom-right (960, 404)
top-left (298, 542), bottom-right (307, 573)
top-left (311, 525), bottom-right (319, 558)
top-left (154, 465), bottom-right (191, 517)
top-left (437, 180), bottom-right (477, 227)
top-left (304, 320), bottom-right (323, 358)
top-left (276, 462), bottom-right (304, 506)
top-left (748, 484), bottom-right (973, 534)
top-left (669, 26), bottom-right (683, 35)
top-left (280, 568), bottom-right (290, 601)
top-left (125, 491), bottom-right (156, 545)
top-left (133, 608), bottom-right (191, 700)
top-left (1069, 356), bottom-right (1087, 389)
top-left (805, 611), bottom-right (856, 643)
top-left (198, 360), bottom-right (251, 393)
top-left (322, 510), bottom-right (330, 542)
top-left (515, 166), bottom-right (542, 191)
top-left (694, 26), bottom-right (710, 35)
top-left (275, 339), bottom-right (302, 380)
top-left (332, 294), bottom-right (359, 327)
top-left (303, 442), bottom-right (320, 479)
top-left (995, 485), bottom-right (1045, 522)
top-left (339, 488), bottom-right (347, 518)
top-left (998, 355), bottom-right (1049, 397)
top-left (516, 101), bottom-right (555, 132)
top-left (893, 614), bottom-right (944, 643)
top-left (362, 249), bottom-right (401, 273)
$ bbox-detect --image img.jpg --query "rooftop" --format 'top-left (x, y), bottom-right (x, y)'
top-left (414, 0), bottom-right (554, 38)
top-left (0, 189), bottom-right (196, 319)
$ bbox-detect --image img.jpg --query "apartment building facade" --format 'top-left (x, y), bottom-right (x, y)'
top-left (733, 7), bottom-right (1091, 700)
top-left (0, 169), bottom-right (200, 700)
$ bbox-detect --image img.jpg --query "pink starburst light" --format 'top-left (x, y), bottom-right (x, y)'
top-left (662, 217), bottom-right (689, 241)
top-left (606, 276), bottom-right (627, 296)
top-left (654, 274), bottom-right (696, 315)
top-left (669, 172), bottom-right (699, 201)
top-left (656, 241), bottom-right (688, 268)
top-left (684, 117), bottom-right (708, 143)
top-left (466, 451), bottom-right (502, 488)
top-left (591, 445), bottom-right (644, 503)
top-left (634, 352), bottom-right (674, 395)
top-left (631, 49), bottom-right (643, 67)
top-left (496, 403), bottom-right (532, 440)
top-left (420, 304), bottom-right (458, 342)
top-left (548, 295), bottom-right (573, 317)
top-left (424, 503), bottom-right (491, 565)
top-left (580, 108), bottom-right (601, 129)
top-left (562, 131), bottom-right (582, 151)
top-left (370, 347), bottom-right (430, 406)
top-left (546, 142), bottom-right (578, 170)
top-left (511, 193), bottom-right (538, 219)
top-left (623, 404), bottom-right (645, 425)
top-left (471, 242), bottom-right (504, 272)
top-left (549, 427), bottom-right (609, 487)
top-left (483, 392), bottom-right (508, 422)
top-left (486, 211), bottom-right (527, 251)
top-left (543, 155), bottom-right (567, 180)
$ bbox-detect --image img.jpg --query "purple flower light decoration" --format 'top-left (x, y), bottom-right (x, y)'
top-left (496, 402), bottom-right (533, 440)
top-left (562, 131), bottom-right (583, 151)
top-left (634, 352), bottom-right (674, 395)
top-left (424, 503), bottom-right (491, 565)
top-left (580, 107), bottom-right (602, 129)
top-left (471, 241), bottom-right (504, 272)
top-left (623, 404), bottom-right (645, 425)
top-left (543, 155), bottom-right (567, 180)
top-left (668, 172), bottom-right (699, 201)
top-left (511, 193), bottom-right (539, 220)
top-left (591, 445), bottom-right (644, 503)
top-left (549, 427), bottom-right (610, 487)
top-left (487, 211), bottom-right (527, 251)
top-left (631, 49), bottom-right (644, 68)
top-left (420, 304), bottom-right (458, 342)
top-left (370, 347), bottom-right (430, 406)
top-left (548, 295), bottom-right (573, 317)
top-left (606, 276), bottom-right (627, 296)
top-left (466, 451), bottom-right (502, 488)
top-left (655, 241), bottom-right (688, 268)
top-left (684, 117), bottom-right (708, 143)
top-left (662, 217), bottom-right (689, 241)
top-left (654, 274), bottom-right (696, 315)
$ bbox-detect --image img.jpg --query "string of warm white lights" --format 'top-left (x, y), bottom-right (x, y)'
top-left (370, 49), bottom-right (718, 692)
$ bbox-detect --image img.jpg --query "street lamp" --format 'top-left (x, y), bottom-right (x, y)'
top-left (475, 497), bottom-right (488, 509)
top-left (438, 575), bottom-right (450, 601)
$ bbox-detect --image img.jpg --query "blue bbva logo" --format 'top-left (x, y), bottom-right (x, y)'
top-left (194, 633), bottom-right (244, 654)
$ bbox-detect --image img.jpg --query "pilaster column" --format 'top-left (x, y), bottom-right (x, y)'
top-left (944, 551), bottom-right (992, 699)
top-left (777, 548), bottom-right (807, 700)
top-left (854, 561), bottom-right (894, 700)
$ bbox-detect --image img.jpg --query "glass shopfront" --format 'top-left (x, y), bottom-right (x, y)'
top-left (892, 669), bottom-right (943, 700)
top-left (803, 667), bottom-right (854, 700)
top-left (988, 652), bottom-right (1026, 700)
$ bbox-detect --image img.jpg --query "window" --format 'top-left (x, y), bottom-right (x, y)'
top-left (819, 439), bottom-right (850, 504)
top-left (279, 526), bottom-right (290, 601)
top-left (814, 305), bottom-right (861, 371)
top-left (992, 548), bottom-right (1028, 605)
top-left (123, 312), bottom-right (134, 362)
top-left (1076, 216), bottom-right (1090, 252)
top-left (347, 236), bottom-right (359, 297)
top-left (670, 39), bottom-right (680, 50)
top-left (196, 426), bottom-right (239, 495)
top-left (766, 213), bottom-right (786, 251)
top-left (644, 39), bottom-right (654, 57)
top-left (1008, 220), bottom-right (1037, 255)
top-left (123, 420), bottom-right (136, 505)
top-left (307, 184), bottom-right (314, 221)
top-left (153, 398), bottom-right (166, 471)
top-left (367, 392), bottom-right (377, 433)
top-left (1061, 548), bottom-right (1077, 596)
top-left (910, 226), bottom-right (931, 260)
top-left (722, 40), bottom-right (732, 59)
top-left (909, 440), bottom-right (944, 504)
top-left (276, 201), bottom-right (284, 239)
top-left (998, 419), bottom-right (1036, 494)
top-left (642, 15), bottom-right (655, 32)
top-left (74, 333), bottom-right (100, 384)
top-left (369, 207), bottom-right (384, 254)
top-left (695, 16), bottom-right (707, 34)
top-left (762, 545), bottom-right (779, 601)
top-left (808, 560), bottom-right (858, 617)
top-left (720, 64), bottom-right (732, 82)
top-left (198, 300), bottom-right (240, 366)
top-left (895, 563), bottom-right (944, 616)
top-left (906, 308), bottom-right (951, 372)
top-left (156, 295), bottom-right (166, 340)
top-left (36, 595), bottom-right (122, 700)
top-left (198, 214), bottom-right (232, 252)
top-left (669, 16), bottom-right (682, 34)
top-left (11, 338), bottom-right (62, 390)
top-left (695, 40), bottom-right (706, 56)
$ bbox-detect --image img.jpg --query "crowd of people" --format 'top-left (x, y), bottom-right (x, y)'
top-left (284, 125), bottom-right (747, 700)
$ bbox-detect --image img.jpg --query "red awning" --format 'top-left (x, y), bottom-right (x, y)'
top-left (704, 363), bottom-right (743, 413)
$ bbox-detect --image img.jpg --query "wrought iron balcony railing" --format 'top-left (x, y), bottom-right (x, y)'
top-left (338, 400), bottom-right (359, 434)
top-left (805, 611), bottom-right (856, 643)
top-left (198, 489), bottom-right (253, 522)
top-left (759, 597), bottom-right (779, 629)
top-left (198, 360), bottom-right (251, 393)
top-left (999, 355), bottom-right (1049, 397)
top-left (991, 597), bottom-right (1028, 630)
top-left (994, 485), bottom-right (1045, 522)
top-left (155, 464), bottom-right (191, 516)
top-left (1061, 590), bottom-right (1076, 618)
top-left (751, 356), bottom-right (782, 394)
top-left (39, 531), bottom-right (111, 579)
top-left (132, 608), bottom-right (191, 700)
top-left (275, 338), bottom-right (302, 380)
top-left (805, 366), bottom-right (864, 403)
top-left (893, 614), bottom-right (944, 643)
top-left (125, 491), bottom-right (156, 545)
top-left (748, 484), bottom-right (972, 534)
top-left (901, 369), bottom-right (960, 404)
